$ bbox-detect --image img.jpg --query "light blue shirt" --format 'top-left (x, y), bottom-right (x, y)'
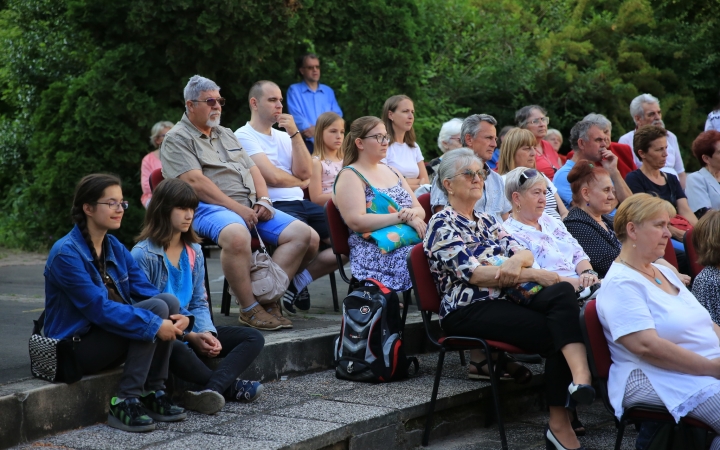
top-left (286, 82), bottom-right (343, 142)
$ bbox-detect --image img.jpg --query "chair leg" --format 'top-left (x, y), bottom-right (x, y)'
top-left (614, 420), bottom-right (626, 450)
top-left (203, 253), bottom-right (214, 323)
top-left (423, 348), bottom-right (446, 446)
top-left (329, 271), bottom-right (339, 312)
top-left (459, 351), bottom-right (466, 366)
top-left (484, 342), bottom-right (508, 450)
top-left (221, 278), bottom-right (231, 316)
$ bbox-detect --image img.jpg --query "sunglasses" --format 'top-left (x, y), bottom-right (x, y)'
top-left (193, 97), bottom-right (226, 107)
top-left (519, 168), bottom-right (539, 186)
top-left (452, 168), bottom-right (489, 181)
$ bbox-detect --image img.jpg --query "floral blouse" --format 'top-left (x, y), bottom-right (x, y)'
top-left (313, 156), bottom-right (343, 195)
top-left (423, 206), bottom-right (527, 321)
top-left (503, 213), bottom-right (589, 278)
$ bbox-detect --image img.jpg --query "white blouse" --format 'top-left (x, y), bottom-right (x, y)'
top-left (382, 142), bottom-right (424, 179)
top-left (503, 213), bottom-right (588, 278)
top-left (598, 262), bottom-right (720, 421)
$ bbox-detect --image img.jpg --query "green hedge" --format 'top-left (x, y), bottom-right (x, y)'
top-left (0, 0), bottom-right (718, 249)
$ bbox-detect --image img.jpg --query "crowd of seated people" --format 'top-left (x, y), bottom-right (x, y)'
top-left (41, 66), bottom-right (720, 447)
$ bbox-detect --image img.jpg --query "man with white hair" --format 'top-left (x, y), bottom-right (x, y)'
top-left (618, 93), bottom-right (686, 188)
top-left (161, 75), bottom-right (315, 331)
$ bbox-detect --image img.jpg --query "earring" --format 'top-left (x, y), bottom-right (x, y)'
top-left (586, 202), bottom-right (590, 206)
top-left (517, 204), bottom-right (521, 211)
top-left (448, 190), bottom-right (453, 195)
top-left (632, 244), bottom-right (636, 248)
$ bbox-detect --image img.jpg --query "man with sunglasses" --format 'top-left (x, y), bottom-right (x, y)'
top-left (553, 119), bottom-right (632, 214)
top-left (161, 75), bottom-right (314, 331)
top-left (236, 80), bottom-right (338, 315)
top-left (429, 114), bottom-right (512, 223)
top-left (286, 53), bottom-right (343, 153)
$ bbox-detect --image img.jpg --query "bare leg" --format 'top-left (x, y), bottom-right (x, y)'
top-left (218, 224), bottom-right (254, 309)
top-left (271, 221), bottom-right (312, 279)
top-left (548, 405), bottom-right (581, 448)
top-left (306, 248), bottom-right (339, 280)
top-left (560, 342), bottom-right (592, 385)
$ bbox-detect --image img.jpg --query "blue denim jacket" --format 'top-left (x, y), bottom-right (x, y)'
top-left (44, 225), bottom-right (193, 341)
top-left (131, 240), bottom-right (216, 335)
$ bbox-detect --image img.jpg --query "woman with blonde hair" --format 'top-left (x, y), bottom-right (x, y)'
top-left (308, 112), bottom-right (345, 207)
top-left (598, 194), bottom-right (720, 449)
top-left (141, 121), bottom-right (174, 208)
top-left (333, 116), bottom-right (426, 291)
top-left (498, 128), bottom-right (568, 220)
top-left (381, 95), bottom-right (429, 191)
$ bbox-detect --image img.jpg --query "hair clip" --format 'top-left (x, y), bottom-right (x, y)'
top-left (588, 163), bottom-right (594, 168)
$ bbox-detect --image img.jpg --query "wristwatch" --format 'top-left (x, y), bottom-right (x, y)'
top-left (259, 196), bottom-right (273, 204)
top-left (581, 269), bottom-right (598, 277)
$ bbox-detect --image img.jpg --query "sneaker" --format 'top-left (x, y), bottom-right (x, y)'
top-left (239, 305), bottom-right (283, 330)
top-left (139, 390), bottom-right (187, 422)
top-left (231, 380), bottom-right (264, 402)
top-left (281, 282), bottom-right (298, 316)
top-left (107, 397), bottom-right (156, 432)
top-left (183, 389), bottom-right (225, 415)
top-left (294, 286), bottom-right (311, 311)
top-left (264, 302), bottom-right (293, 329)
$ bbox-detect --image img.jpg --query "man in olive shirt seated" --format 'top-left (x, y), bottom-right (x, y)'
top-left (161, 75), bottom-right (313, 331)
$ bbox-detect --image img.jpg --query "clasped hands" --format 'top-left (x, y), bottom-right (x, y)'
top-left (156, 314), bottom-right (190, 341)
top-left (397, 208), bottom-right (427, 238)
top-left (494, 258), bottom-right (561, 288)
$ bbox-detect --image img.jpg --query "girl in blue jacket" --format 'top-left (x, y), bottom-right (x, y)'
top-left (44, 174), bottom-right (198, 432)
top-left (132, 178), bottom-right (265, 414)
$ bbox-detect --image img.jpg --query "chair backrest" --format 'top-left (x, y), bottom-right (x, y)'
top-left (684, 228), bottom-right (705, 278)
top-left (324, 198), bottom-right (351, 257)
top-left (149, 168), bottom-right (165, 193)
top-left (663, 238), bottom-right (678, 270)
top-left (417, 193), bottom-right (433, 225)
top-left (407, 243), bottom-right (441, 314)
top-left (579, 300), bottom-right (612, 379)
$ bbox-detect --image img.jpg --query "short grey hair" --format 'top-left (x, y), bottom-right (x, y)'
top-left (460, 114), bottom-right (497, 146)
top-left (183, 75), bottom-right (221, 113)
top-left (546, 128), bottom-right (562, 141)
top-left (435, 148), bottom-right (483, 196)
top-left (504, 166), bottom-right (547, 203)
top-left (569, 120), bottom-right (604, 151)
top-left (149, 121), bottom-right (174, 148)
top-left (583, 113), bottom-right (611, 131)
top-left (437, 118), bottom-right (464, 152)
top-left (629, 93), bottom-right (660, 120)
top-left (515, 105), bottom-right (547, 127)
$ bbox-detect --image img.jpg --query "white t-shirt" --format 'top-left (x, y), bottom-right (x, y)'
top-left (235, 123), bottom-right (303, 202)
top-left (382, 142), bottom-right (424, 179)
top-left (706, 110), bottom-right (720, 132)
top-left (619, 129), bottom-right (685, 177)
top-left (597, 262), bottom-right (720, 421)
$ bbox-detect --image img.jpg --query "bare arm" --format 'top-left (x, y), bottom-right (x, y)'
top-left (618, 329), bottom-right (720, 378)
top-left (249, 153), bottom-right (308, 189)
top-left (600, 149), bottom-right (632, 204)
top-left (179, 170), bottom-right (253, 217)
top-left (308, 159), bottom-right (331, 207)
top-left (333, 170), bottom-right (405, 233)
top-left (556, 192), bottom-right (569, 219)
top-left (277, 114), bottom-right (312, 179)
top-left (249, 165), bottom-right (269, 199)
top-left (678, 171), bottom-right (687, 190)
top-left (676, 198), bottom-right (698, 226)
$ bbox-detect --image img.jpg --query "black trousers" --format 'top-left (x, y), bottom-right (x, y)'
top-left (169, 326), bottom-right (264, 399)
top-left (73, 294), bottom-right (179, 398)
top-left (441, 282), bottom-right (582, 406)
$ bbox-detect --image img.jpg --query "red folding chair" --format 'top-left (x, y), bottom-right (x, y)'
top-left (684, 229), bottom-right (705, 279)
top-left (417, 192), bottom-right (433, 224)
top-left (407, 243), bottom-right (531, 449)
top-left (579, 300), bottom-right (713, 450)
top-left (663, 238), bottom-right (679, 270)
top-left (149, 168), bottom-right (165, 193)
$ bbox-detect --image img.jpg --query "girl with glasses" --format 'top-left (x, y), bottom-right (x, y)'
top-left (132, 178), bottom-right (265, 414)
top-left (43, 174), bottom-right (191, 432)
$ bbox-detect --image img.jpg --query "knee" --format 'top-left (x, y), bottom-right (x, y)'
top-left (142, 298), bottom-right (169, 319)
top-left (308, 228), bottom-right (320, 250)
top-left (155, 293), bottom-right (180, 314)
top-left (282, 222), bottom-right (312, 249)
top-left (219, 225), bottom-right (251, 255)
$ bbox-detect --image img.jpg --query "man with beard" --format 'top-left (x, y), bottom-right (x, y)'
top-left (619, 94), bottom-right (687, 188)
top-left (160, 75), bottom-right (314, 331)
top-left (429, 114), bottom-right (512, 223)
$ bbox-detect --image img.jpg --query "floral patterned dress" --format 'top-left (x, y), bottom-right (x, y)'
top-left (347, 178), bottom-right (414, 291)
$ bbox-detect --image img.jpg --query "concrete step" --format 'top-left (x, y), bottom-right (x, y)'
top-left (0, 312), bottom-right (437, 448)
top-left (11, 352), bottom-right (549, 450)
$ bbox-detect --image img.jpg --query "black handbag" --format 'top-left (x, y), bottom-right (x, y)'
top-left (28, 310), bottom-right (83, 383)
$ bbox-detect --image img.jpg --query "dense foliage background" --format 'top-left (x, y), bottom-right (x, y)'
top-left (0, 0), bottom-right (718, 249)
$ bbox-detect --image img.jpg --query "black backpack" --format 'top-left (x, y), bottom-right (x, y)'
top-left (333, 279), bottom-right (418, 382)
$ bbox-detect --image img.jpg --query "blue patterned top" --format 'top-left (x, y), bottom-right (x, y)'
top-left (423, 206), bottom-right (527, 321)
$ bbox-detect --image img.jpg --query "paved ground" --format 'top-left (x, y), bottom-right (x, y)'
top-left (0, 247), bottom-right (348, 385)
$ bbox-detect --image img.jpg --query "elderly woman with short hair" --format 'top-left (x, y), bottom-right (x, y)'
top-left (598, 194), bottom-right (720, 450)
top-left (424, 148), bottom-right (594, 450)
top-left (141, 120), bottom-right (174, 208)
top-left (503, 167), bottom-right (601, 292)
top-left (427, 118), bottom-right (465, 181)
top-left (516, 105), bottom-right (562, 180)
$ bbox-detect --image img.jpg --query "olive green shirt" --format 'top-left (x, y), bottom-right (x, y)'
top-left (161, 114), bottom-right (257, 207)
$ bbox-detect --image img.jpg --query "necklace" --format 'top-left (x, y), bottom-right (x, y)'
top-left (619, 259), bottom-right (662, 285)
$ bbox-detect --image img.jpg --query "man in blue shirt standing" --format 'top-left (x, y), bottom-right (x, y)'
top-left (286, 53), bottom-right (343, 153)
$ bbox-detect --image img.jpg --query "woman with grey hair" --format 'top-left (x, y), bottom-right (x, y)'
top-left (424, 149), bottom-right (595, 450)
top-left (141, 120), bottom-right (174, 208)
top-left (427, 118), bottom-right (464, 181)
top-left (516, 105), bottom-right (562, 181)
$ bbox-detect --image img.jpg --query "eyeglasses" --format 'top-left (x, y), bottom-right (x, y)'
top-left (95, 200), bottom-right (129, 211)
top-left (518, 168), bottom-right (539, 186)
top-left (452, 168), bottom-right (488, 181)
top-left (527, 117), bottom-right (550, 126)
top-left (449, 137), bottom-right (461, 142)
top-left (192, 97), bottom-right (226, 107)
top-left (362, 134), bottom-right (390, 144)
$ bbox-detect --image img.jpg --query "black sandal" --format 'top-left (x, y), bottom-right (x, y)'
top-left (503, 355), bottom-right (533, 385)
top-left (468, 355), bottom-right (533, 384)
top-left (467, 359), bottom-right (513, 381)
top-left (571, 410), bottom-right (586, 436)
